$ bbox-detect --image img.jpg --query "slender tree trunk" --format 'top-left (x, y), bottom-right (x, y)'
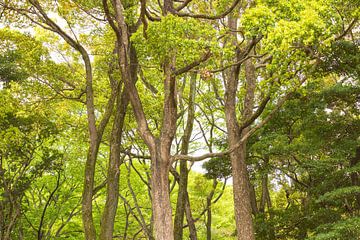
top-left (174, 74), bottom-right (197, 240)
top-left (206, 197), bottom-right (212, 240)
top-left (185, 193), bottom-right (198, 240)
top-left (100, 89), bottom-right (129, 239)
top-left (249, 183), bottom-right (259, 215)
top-left (81, 52), bottom-right (110, 240)
top-left (100, 36), bottom-right (138, 239)
top-left (259, 157), bottom-right (272, 213)
top-left (206, 179), bottom-right (218, 240)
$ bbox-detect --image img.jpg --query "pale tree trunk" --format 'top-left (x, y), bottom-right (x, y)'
top-left (174, 74), bottom-right (197, 240)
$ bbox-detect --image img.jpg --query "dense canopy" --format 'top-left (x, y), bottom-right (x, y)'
top-left (0, 0), bottom-right (359, 239)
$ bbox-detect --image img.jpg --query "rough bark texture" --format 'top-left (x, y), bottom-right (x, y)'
top-left (151, 143), bottom-right (174, 240)
top-left (174, 74), bottom-right (197, 240)
top-left (224, 15), bottom-right (255, 240)
top-left (110, 0), bottom-right (178, 238)
top-left (150, 59), bottom-right (177, 240)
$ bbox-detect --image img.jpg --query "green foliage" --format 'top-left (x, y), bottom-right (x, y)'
top-left (203, 157), bottom-right (232, 180)
top-left (132, 15), bottom-right (217, 66)
top-left (317, 186), bottom-right (360, 204)
top-left (319, 40), bottom-right (360, 78)
top-left (307, 217), bottom-right (360, 240)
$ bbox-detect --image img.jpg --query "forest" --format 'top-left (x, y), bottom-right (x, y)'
top-left (0, 0), bottom-right (359, 239)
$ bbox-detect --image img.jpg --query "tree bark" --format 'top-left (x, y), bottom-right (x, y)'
top-left (150, 59), bottom-right (177, 240)
top-left (100, 88), bottom-right (129, 239)
top-left (224, 14), bottom-right (256, 240)
top-left (206, 179), bottom-right (218, 240)
top-left (185, 192), bottom-right (198, 240)
top-left (174, 74), bottom-right (197, 240)
top-left (150, 142), bottom-right (174, 240)
top-left (109, 1), bottom-right (178, 238)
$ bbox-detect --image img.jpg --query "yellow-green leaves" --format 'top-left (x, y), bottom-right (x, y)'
top-left (132, 15), bottom-right (217, 67)
top-left (241, 5), bottom-right (276, 37)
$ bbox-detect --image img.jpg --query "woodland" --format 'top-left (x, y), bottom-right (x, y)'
top-left (0, 0), bottom-right (359, 239)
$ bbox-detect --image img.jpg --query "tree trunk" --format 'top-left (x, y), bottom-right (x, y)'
top-left (206, 197), bottom-right (212, 240)
top-left (174, 74), bottom-right (197, 240)
top-left (224, 15), bottom-right (256, 240)
top-left (228, 140), bottom-right (255, 240)
top-left (185, 193), bottom-right (198, 240)
top-left (110, 1), bottom-right (177, 238)
top-left (100, 89), bottom-right (129, 239)
top-left (174, 159), bottom-right (189, 240)
top-left (151, 142), bottom-right (174, 240)
top-left (206, 179), bottom-right (218, 240)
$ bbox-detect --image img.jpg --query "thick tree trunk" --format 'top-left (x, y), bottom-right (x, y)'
top-left (110, 1), bottom-right (177, 238)
top-left (224, 15), bottom-right (256, 240)
top-left (150, 58), bottom-right (177, 240)
top-left (228, 139), bottom-right (255, 240)
top-left (151, 143), bottom-right (174, 240)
